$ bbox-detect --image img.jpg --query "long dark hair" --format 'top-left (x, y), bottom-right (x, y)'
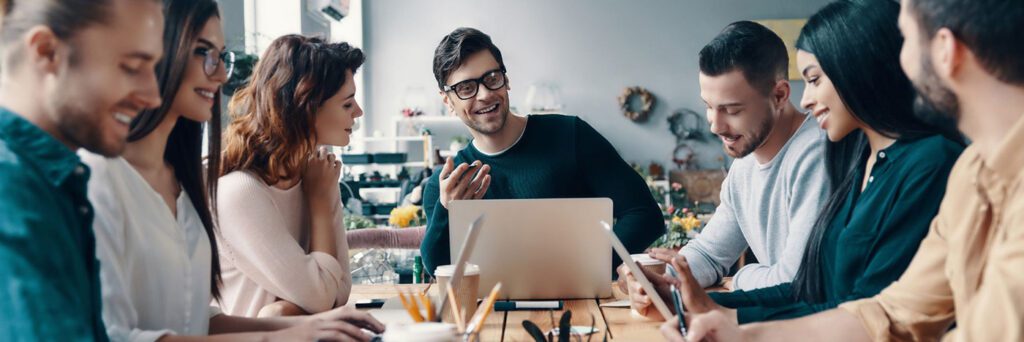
top-left (221, 35), bottom-right (364, 184)
top-left (790, 0), bottom-right (962, 303)
top-left (127, 0), bottom-right (223, 300)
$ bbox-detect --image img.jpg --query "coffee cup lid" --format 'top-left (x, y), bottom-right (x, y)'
top-left (631, 253), bottom-right (666, 266)
top-left (434, 263), bottom-right (480, 277)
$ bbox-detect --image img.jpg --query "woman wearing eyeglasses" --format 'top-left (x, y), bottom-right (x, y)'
top-left (82, 1), bottom-right (383, 340)
top-left (215, 34), bottom-right (365, 318)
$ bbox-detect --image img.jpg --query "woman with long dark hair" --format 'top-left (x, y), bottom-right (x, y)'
top-left (216, 35), bottom-right (365, 318)
top-left (658, 0), bottom-right (963, 329)
top-left (83, 0), bottom-right (382, 340)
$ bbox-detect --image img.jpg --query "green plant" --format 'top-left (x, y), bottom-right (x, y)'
top-left (651, 208), bottom-right (703, 249)
top-left (222, 51), bottom-right (259, 96)
top-left (451, 135), bottom-right (471, 145)
top-left (343, 214), bottom-right (376, 230)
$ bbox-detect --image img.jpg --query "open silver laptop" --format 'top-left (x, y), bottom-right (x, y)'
top-left (449, 198), bottom-right (613, 300)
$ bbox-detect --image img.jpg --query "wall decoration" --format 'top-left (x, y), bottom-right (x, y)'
top-left (672, 144), bottom-right (696, 170)
top-left (668, 109), bottom-right (704, 141)
top-left (670, 170), bottom-right (727, 205)
top-left (754, 19), bottom-right (808, 81)
top-left (618, 86), bottom-right (656, 122)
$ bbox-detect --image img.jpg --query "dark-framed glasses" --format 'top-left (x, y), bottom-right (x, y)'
top-left (443, 69), bottom-right (506, 100)
top-left (200, 48), bottom-right (235, 78)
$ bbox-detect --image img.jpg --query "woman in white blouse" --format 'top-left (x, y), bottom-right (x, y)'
top-left (83, 0), bottom-right (382, 341)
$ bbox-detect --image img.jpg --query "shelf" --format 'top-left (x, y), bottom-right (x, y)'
top-left (345, 161), bottom-right (427, 167)
top-left (359, 187), bottom-right (401, 192)
top-left (403, 116), bottom-right (462, 123)
top-left (354, 136), bottom-right (427, 142)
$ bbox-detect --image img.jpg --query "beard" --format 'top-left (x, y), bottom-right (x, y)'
top-left (911, 52), bottom-right (961, 129)
top-left (724, 112), bottom-right (774, 158)
top-left (464, 103), bottom-right (509, 135)
top-left (52, 83), bottom-right (127, 157)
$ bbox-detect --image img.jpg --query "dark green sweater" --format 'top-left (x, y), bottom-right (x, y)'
top-left (420, 114), bottom-right (665, 276)
top-left (709, 135), bottom-right (963, 323)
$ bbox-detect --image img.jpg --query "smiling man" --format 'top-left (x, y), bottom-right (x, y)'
top-left (419, 27), bottom-right (665, 277)
top-left (0, 0), bottom-right (163, 339)
top-left (621, 20), bottom-right (830, 319)
top-left (677, 21), bottom-right (829, 291)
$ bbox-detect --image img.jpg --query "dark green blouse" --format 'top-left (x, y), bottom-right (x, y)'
top-left (709, 135), bottom-right (963, 323)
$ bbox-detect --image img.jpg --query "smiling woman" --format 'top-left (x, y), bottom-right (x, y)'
top-left (217, 34), bottom-right (368, 318)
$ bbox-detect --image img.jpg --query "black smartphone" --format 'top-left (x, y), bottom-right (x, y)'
top-left (354, 298), bottom-right (386, 309)
top-left (461, 161), bottom-right (482, 180)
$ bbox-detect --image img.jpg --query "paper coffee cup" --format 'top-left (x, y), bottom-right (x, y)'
top-left (435, 264), bottom-right (480, 323)
top-left (631, 253), bottom-right (667, 276)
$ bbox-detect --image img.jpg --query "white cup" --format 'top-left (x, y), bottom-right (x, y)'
top-left (435, 264), bottom-right (481, 323)
top-left (382, 322), bottom-right (459, 342)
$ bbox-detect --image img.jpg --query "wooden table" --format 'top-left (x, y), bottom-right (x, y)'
top-left (352, 282), bottom-right (668, 341)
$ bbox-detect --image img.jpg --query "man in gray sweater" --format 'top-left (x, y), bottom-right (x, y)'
top-left (622, 21), bottom-right (829, 318)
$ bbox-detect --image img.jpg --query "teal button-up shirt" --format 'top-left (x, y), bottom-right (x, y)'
top-left (0, 108), bottom-right (107, 341)
top-left (710, 135), bottom-right (963, 323)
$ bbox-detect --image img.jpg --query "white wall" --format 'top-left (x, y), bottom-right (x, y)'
top-left (363, 0), bottom-right (831, 169)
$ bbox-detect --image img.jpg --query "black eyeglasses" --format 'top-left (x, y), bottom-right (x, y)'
top-left (443, 69), bottom-right (507, 100)
top-left (197, 47), bottom-right (235, 79)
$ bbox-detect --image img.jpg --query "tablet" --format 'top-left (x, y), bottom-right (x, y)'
top-left (599, 221), bottom-right (674, 319)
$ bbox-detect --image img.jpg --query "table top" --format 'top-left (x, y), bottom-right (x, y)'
top-left (352, 282), bottom-right (668, 341)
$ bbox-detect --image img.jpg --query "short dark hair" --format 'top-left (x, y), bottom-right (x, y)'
top-left (698, 21), bottom-right (789, 94)
top-left (907, 0), bottom-right (1024, 84)
top-left (432, 27), bottom-right (506, 90)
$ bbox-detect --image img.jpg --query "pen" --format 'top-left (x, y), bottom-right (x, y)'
top-left (666, 266), bottom-right (688, 336)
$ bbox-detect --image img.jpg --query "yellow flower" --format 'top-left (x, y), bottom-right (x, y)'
top-left (679, 216), bottom-right (701, 232)
top-left (389, 205), bottom-right (423, 228)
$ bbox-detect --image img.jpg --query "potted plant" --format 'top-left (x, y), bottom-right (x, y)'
top-left (449, 135), bottom-right (471, 153)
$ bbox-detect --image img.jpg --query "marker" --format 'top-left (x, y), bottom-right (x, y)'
top-left (493, 300), bottom-right (563, 311)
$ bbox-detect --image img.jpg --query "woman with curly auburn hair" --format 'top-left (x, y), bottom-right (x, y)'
top-left (216, 34), bottom-right (367, 318)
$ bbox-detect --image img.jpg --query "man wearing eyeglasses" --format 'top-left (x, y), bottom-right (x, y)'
top-left (419, 27), bottom-right (665, 277)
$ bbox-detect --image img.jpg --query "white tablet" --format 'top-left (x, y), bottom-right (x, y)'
top-left (599, 221), bottom-right (674, 319)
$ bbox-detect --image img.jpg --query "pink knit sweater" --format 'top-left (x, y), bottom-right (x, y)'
top-left (214, 171), bottom-right (351, 317)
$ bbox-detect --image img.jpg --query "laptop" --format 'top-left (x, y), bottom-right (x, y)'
top-left (449, 198), bottom-right (613, 299)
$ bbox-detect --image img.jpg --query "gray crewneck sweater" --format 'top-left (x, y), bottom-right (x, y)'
top-left (680, 114), bottom-right (828, 291)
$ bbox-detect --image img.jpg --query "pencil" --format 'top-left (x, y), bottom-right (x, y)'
top-left (419, 291), bottom-right (435, 322)
top-left (396, 289), bottom-right (424, 322)
top-left (467, 282), bottom-right (503, 335)
top-left (447, 284), bottom-right (466, 331)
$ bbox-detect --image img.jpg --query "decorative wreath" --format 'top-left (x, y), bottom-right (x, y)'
top-left (619, 86), bottom-right (655, 122)
top-left (673, 143), bottom-right (696, 169)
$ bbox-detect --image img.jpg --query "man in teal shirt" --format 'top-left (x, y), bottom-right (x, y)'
top-left (0, 0), bottom-right (163, 339)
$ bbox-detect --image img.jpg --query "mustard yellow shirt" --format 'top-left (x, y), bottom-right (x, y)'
top-left (840, 115), bottom-right (1024, 341)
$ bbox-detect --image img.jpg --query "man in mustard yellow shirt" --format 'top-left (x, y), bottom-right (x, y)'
top-left (667, 0), bottom-right (1024, 340)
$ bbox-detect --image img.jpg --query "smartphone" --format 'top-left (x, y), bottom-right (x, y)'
top-left (354, 298), bottom-right (386, 309)
top-left (460, 161), bottom-right (482, 180)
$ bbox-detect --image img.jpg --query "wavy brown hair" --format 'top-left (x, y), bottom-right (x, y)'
top-left (220, 35), bottom-right (364, 184)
